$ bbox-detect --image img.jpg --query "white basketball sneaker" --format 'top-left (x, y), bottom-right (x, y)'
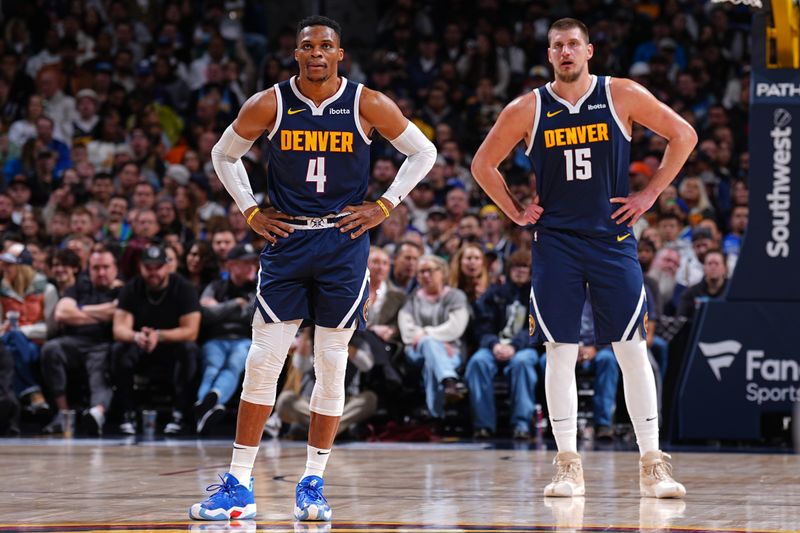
top-left (543, 451), bottom-right (586, 497)
top-left (640, 451), bottom-right (686, 498)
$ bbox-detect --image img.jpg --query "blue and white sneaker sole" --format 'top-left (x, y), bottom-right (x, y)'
top-left (294, 504), bottom-right (332, 521)
top-left (189, 503), bottom-right (257, 521)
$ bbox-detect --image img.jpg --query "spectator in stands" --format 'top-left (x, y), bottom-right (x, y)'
top-left (677, 227), bottom-right (714, 288)
top-left (180, 240), bottom-right (219, 296)
top-left (465, 250), bottom-right (539, 439)
top-left (389, 241), bottom-right (422, 293)
top-left (449, 243), bottom-right (489, 305)
top-left (194, 243), bottom-right (258, 434)
top-left (723, 205), bottom-right (747, 272)
top-left (47, 248), bottom-right (82, 297)
top-left (41, 249), bottom-right (119, 435)
top-left (649, 247), bottom-right (682, 317)
top-left (210, 226), bottom-right (236, 265)
top-left (0, 244), bottom-right (58, 414)
top-left (677, 249), bottom-right (728, 321)
top-left (112, 245), bottom-right (200, 435)
top-left (398, 254), bottom-right (469, 420)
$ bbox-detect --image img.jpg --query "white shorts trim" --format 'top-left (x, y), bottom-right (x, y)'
top-left (337, 267), bottom-right (370, 329)
top-left (620, 284), bottom-right (646, 342)
top-left (530, 286), bottom-right (555, 343)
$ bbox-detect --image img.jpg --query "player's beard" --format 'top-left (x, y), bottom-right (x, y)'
top-left (554, 63), bottom-right (584, 84)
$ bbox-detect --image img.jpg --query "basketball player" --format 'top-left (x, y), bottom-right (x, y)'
top-left (471, 18), bottom-right (697, 498)
top-left (190, 16), bottom-right (435, 520)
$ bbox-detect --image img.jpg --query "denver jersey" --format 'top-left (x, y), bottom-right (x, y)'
top-left (267, 76), bottom-right (371, 216)
top-left (526, 75), bottom-right (631, 236)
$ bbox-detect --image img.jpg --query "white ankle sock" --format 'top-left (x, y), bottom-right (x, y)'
top-left (612, 334), bottom-right (660, 456)
top-left (302, 444), bottom-right (331, 480)
top-left (229, 442), bottom-right (259, 485)
top-left (545, 342), bottom-right (579, 454)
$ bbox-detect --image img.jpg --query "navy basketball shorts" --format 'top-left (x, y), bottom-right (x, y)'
top-left (255, 224), bottom-right (370, 330)
top-left (529, 228), bottom-right (647, 345)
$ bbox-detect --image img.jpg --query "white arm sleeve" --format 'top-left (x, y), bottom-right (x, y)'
top-left (382, 122), bottom-right (437, 207)
top-left (211, 125), bottom-right (258, 213)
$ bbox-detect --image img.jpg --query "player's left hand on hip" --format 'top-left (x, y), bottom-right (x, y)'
top-left (513, 203), bottom-right (543, 226)
top-left (336, 202), bottom-right (385, 239)
top-left (610, 191), bottom-right (655, 227)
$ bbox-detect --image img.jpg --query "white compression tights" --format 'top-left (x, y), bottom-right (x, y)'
top-left (612, 331), bottom-right (659, 455)
top-left (544, 342), bottom-right (580, 453)
top-left (544, 332), bottom-right (660, 456)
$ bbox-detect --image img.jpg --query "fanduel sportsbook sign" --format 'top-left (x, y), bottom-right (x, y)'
top-left (727, 69), bottom-right (800, 301)
top-left (676, 301), bottom-right (800, 440)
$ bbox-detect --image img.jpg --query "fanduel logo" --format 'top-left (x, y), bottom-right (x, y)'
top-left (587, 103), bottom-right (606, 110)
top-left (756, 83), bottom-right (800, 98)
top-left (699, 340), bottom-right (741, 381)
top-left (329, 108), bottom-right (351, 115)
top-left (767, 108), bottom-right (791, 258)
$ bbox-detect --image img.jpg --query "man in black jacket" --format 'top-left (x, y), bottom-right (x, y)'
top-left (464, 250), bottom-right (540, 439)
top-left (194, 243), bottom-right (258, 434)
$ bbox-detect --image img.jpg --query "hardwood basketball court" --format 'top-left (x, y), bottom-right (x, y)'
top-left (0, 439), bottom-right (797, 532)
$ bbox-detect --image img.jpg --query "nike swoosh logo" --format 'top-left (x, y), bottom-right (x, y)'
top-left (617, 233), bottom-right (632, 242)
top-left (288, 108), bottom-right (306, 115)
top-left (546, 110), bottom-right (564, 118)
top-left (316, 451), bottom-right (330, 455)
top-left (233, 445), bottom-right (246, 450)
top-left (646, 416), bottom-right (657, 422)
top-left (552, 417), bottom-right (569, 423)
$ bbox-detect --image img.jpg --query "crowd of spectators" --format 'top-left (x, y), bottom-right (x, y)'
top-left (0, 0), bottom-right (752, 439)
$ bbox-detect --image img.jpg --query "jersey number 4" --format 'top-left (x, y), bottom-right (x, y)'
top-left (564, 148), bottom-right (592, 181)
top-left (306, 157), bottom-right (327, 193)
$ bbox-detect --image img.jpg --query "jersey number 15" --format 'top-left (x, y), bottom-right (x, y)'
top-left (564, 148), bottom-right (592, 181)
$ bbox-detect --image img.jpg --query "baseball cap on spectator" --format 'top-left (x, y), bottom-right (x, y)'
top-left (76, 88), bottom-right (98, 102)
top-left (629, 62), bottom-right (650, 77)
top-left (445, 178), bottom-right (466, 191)
top-left (691, 227), bottom-right (713, 242)
top-left (427, 206), bottom-right (448, 219)
top-left (165, 164), bottom-right (191, 186)
top-left (137, 60), bottom-right (152, 76)
top-left (9, 174), bottom-right (31, 188)
top-left (629, 161), bottom-right (653, 178)
top-left (190, 174), bottom-right (211, 194)
top-left (529, 65), bottom-right (549, 79)
top-left (0, 244), bottom-right (33, 266)
top-left (479, 204), bottom-right (502, 219)
top-left (227, 243), bottom-right (258, 261)
top-left (416, 177), bottom-right (433, 189)
top-left (658, 38), bottom-right (678, 52)
top-left (95, 62), bottom-right (113, 74)
top-left (140, 245), bottom-right (168, 265)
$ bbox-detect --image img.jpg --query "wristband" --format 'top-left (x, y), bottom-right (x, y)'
top-left (246, 207), bottom-right (261, 225)
top-left (375, 199), bottom-right (390, 218)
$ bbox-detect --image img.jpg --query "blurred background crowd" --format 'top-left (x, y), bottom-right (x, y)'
top-left (0, 0), bottom-right (752, 441)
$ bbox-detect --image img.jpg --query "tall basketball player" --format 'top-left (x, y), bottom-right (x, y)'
top-left (472, 18), bottom-right (696, 498)
top-left (190, 16), bottom-right (435, 520)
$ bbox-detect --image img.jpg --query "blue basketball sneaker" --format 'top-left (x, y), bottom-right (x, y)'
top-left (294, 476), bottom-right (332, 521)
top-left (189, 473), bottom-right (257, 520)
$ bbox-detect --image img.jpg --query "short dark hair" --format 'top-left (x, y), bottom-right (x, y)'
top-left (296, 16), bottom-right (342, 43)
top-left (548, 18), bottom-right (590, 45)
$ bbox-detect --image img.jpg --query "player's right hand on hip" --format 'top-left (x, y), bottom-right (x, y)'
top-left (249, 207), bottom-right (295, 244)
top-left (512, 203), bottom-right (543, 226)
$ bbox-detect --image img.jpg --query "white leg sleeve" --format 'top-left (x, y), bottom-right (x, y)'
top-left (240, 318), bottom-right (302, 406)
top-left (545, 342), bottom-right (579, 453)
top-left (309, 326), bottom-right (355, 417)
top-left (612, 331), bottom-right (659, 455)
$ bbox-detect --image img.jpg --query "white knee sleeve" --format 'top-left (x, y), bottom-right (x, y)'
top-left (544, 342), bottom-right (579, 453)
top-left (240, 319), bottom-right (301, 406)
top-left (309, 326), bottom-right (355, 417)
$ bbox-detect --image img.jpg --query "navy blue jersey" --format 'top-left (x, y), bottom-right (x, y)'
top-left (526, 76), bottom-right (632, 237)
top-left (267, 76), bottom-right (372, 216)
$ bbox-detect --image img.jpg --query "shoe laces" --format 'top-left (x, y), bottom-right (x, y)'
top-left (642, 453), bottom-right (675, 482)
top-left (205, 474), bottom-right (237, 499)
top-left (298, 481), bottom-right (325, 504)
top-left (552, 460), bottom-right (581, 483)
